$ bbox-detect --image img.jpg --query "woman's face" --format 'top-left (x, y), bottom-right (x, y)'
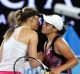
top-left (32, 15), bottom-right (39, 30)
top-left (42, 21), bottom-right (54, 35)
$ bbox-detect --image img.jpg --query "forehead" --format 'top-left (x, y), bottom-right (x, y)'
top-left (44, 21), bottom-right (55, 28)
top-left (44, 21), bottom-right (51, 25)
top-left (44, 21), bottom-right (53, 26)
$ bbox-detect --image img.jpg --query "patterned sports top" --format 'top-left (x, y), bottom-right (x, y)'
top-left (43, 35), bottom-right (72, 74)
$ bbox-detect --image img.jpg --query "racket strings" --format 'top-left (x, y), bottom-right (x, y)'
top-left (13, 56), bottom-right (50, 74)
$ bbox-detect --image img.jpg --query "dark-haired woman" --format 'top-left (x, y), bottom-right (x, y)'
top-left (0, 7), bottom-right (40, 74)
top-left (42, 14), bottom-right (78, 74)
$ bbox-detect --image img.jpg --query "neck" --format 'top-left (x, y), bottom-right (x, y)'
top-left (22, 22), bottom-right (32, 29)
top-left (47, 32), bottom-right (57, 42)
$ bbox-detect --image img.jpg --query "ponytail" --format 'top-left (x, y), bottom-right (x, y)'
top-left (3, 27), bottom-right (15, 42)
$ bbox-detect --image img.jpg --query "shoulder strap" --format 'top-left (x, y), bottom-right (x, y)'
top-left (50, 35), bottom-right (61, 49)
top-left (44, 41), bottom-right (48, 51)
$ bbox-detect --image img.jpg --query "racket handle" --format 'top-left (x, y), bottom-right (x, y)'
top-left (46, 69), bottom-right (50, 74)
top-left (45, 72), bottom-right (49, 74)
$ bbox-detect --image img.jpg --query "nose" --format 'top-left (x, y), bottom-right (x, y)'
top-left (42, 24), bottom-right (46, 29)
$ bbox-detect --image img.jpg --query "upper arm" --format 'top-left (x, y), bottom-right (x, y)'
top-left (55, 37), bottom-right (76, 60)
top-left (28, 31), bottom-right (38, 59)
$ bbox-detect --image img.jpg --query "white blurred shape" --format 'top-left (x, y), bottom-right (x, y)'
top-left (1, 0), bottom-right (24, 9)
top-left (54, 3), bottom-right (80, 19)
top-left (44, 0), bottom-right (53, 9)
top-left (0, 14), bottom-right (7, 25)
top-left (27, 0), bottom-right (36, 8)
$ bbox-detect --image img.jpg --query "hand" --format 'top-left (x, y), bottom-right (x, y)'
top-left (37, 52), bottom-right (44, 61)
top-left (49, 68), bottom-right (61, 74)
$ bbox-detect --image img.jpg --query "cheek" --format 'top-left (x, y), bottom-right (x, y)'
top-left (42, 26), bottom-right (46, 30)
top-left (34, 20), bottom-right (38, 26)
top-left (44, 27), bottom-right (52, 33)
top-left (35, 20), bottom-right (39, 26)
top-left (34, 24), bottom-right (38, 30)
top-left (47, 26), bottom-right (53, 31)
top-left (42, 27), bottom-right (48, 33)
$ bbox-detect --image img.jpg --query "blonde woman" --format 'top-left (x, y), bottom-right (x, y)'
top-left (0, 7), bottom-right (40, 74)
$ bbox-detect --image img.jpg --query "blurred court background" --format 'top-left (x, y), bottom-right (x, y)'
top-left (0, 0), bottom-right (80, 74)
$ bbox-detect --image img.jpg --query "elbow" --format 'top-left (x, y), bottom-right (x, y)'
top-left (30, 64), bottom-right (38, 69)
top-left (30, 63), bottom-right (39, 69)
top-left (67, 57), bottom-right (78, 67)
top-left (74, 58), bottom-right (78, 65)
top-left (71, 57), bottom-right (78, 67)
top-left (30, 64), bottom-right (35, 68)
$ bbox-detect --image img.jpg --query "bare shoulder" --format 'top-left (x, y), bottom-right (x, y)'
top-left (54, 37), bottom-right (71, 54)
top-left (28, 30), bottom-right (38, 47)
top-left (55, 37), bottom-right (69, 49)
top-left (15, 27), bottom-right (38, 37)
top-left (55, 36), bottom-right (77, 62)
top-left (29, 30), bottom-right (38, 40)
top-left (31, 30), bottom-right (38, 35)
top-left (14, 27), bottom-right (38, 44)
top-left (20, 28), bottom-right (38, 41)
top-left (54, 37), bottom-right (74, 56)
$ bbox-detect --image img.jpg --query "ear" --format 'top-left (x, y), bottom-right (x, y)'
top-left (31, 17), bottom-right (33, 22)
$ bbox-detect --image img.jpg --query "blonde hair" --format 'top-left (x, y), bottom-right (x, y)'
top-left (8, 11), bottom-right (16, 26)
top-left (4, 7), bottom-right (39, 41)
top-left (3, 28), bottom-right (15, 41)
top-left (15, 7), bottom-right (38, 26)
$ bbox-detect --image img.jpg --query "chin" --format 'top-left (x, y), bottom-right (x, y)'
top-left (34, 27), bottom-right (38, 31)
top-left (42, 30), bottom-right (46, 34)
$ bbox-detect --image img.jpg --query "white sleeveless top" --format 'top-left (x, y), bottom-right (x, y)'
top-left (0, 27), bottom-right (28, 74)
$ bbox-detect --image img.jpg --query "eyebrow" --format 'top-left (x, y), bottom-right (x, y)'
top-left (44, 21), bottom-right (50, 25)
top-left (45, 22), bottom-right (55, 28)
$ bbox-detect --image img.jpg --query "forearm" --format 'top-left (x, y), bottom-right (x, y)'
top-left (29, 52), bottom-right (43, 68)
top-left (54, 58), bottom-right (78, 72)
top-left (37, 52), bottom-right (44, 61)
top-left (29, 59), bottom-right (40, 68)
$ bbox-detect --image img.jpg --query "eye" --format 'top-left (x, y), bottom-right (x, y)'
top-left (45, 22), bottom-right (50, 26)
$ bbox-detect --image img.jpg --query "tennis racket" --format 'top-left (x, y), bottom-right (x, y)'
top-left (13, 56), bottom-right (50, 74)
